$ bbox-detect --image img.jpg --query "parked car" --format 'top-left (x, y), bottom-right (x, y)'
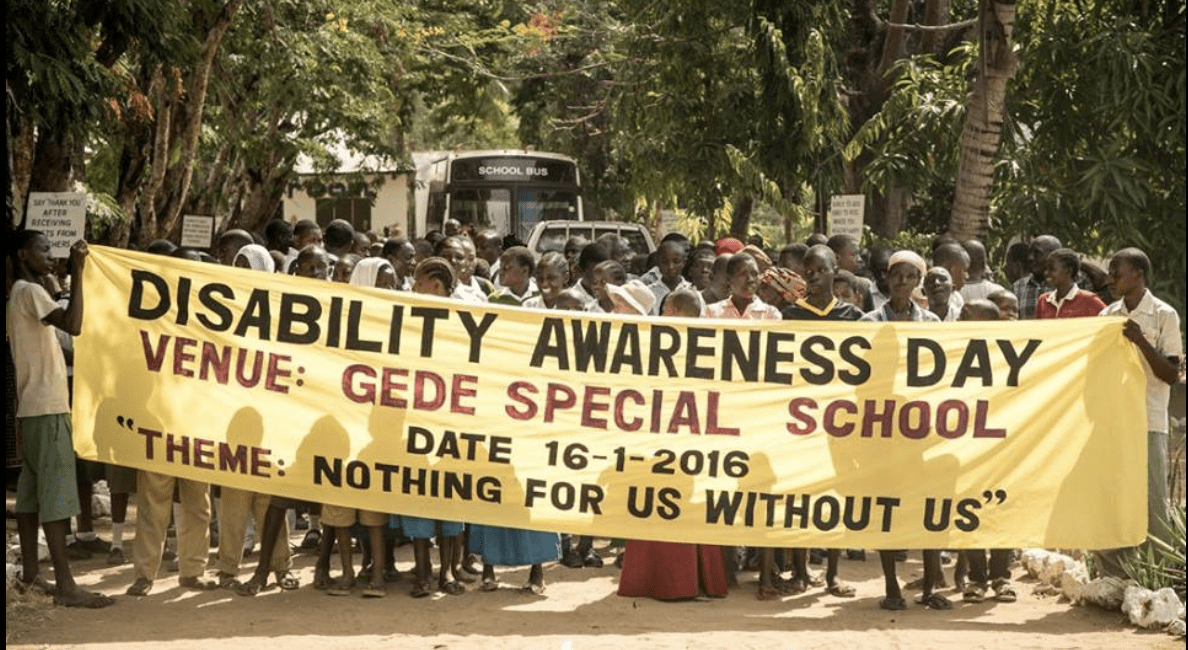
top-left (526, 220), bottom-right (657, 260)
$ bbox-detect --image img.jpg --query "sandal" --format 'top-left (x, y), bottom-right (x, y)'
top-left (756, 585), bottom-right (781, 601)
top-left (461, 555), bottom-right (483, 575)
top-left (915, 592), bottom-right (953, 610)
top-left (879, 596), bottom-right (907, 611)
top-left (521, 582), bottom-right (546, 595)
top-left (480, 578), bottom-right (498, 592)
top-left (439, 580), bottom-right (465, 596)
top-left (314, 569), bottom-right (333, 590)
top-left (216, 572), bottom-right (238, 590)
top-left (963, 582), bottom-right (987, 603)
top-left (410, 581), bottom-right (433, 598)
top-left (361, 582), bottom-right (386, 598)
top-left (326, 577), bottom-right (354, 597)
top-left (234, 578), bottom-right (264, 597)
top-left (785, 577), bottom-right (808, 595)
top-left (300, 529), bottom-right (322, 550)
top-left (992, 579), bottom-right (1017, 603)
top-left (275, 571), bottom-right (300, 591)
top-left (827, 582), bottom-right (856, 598)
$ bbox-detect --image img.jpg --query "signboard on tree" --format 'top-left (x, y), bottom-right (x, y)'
top-left (181, 215), bottom-right (217, 249)
top-left (829, 195), bottom-right (865, 239)
top-left (27, 192), bottom-right (86, 256)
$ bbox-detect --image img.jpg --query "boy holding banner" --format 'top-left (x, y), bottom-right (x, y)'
top-left (1094, 248), bottom-right (1182, 577)
top-left (8, 232), bottom-right (113, 608)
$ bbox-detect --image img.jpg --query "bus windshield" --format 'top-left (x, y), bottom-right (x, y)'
top-left (426, 151), bottom-right (583, 240)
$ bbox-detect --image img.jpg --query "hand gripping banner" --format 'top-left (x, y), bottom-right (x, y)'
top-left (73, 246), bottom-right (1149, 549)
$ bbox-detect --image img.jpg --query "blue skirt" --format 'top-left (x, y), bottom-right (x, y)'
top-left (469, 525), bottom-right (560, 566)
top-left (393, 515), bottom-right (463, 539)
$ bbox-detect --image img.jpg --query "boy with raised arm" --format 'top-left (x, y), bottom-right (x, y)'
top-left (9, 232), bottom-right (113, 608)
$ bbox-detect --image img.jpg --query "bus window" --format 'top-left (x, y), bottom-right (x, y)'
top-left (449, 188), bottom-right (511, 235)
top-left (517, 188), bottom-right (578, 242)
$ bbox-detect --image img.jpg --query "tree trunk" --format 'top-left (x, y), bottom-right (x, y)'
top-left (949, 0), bottom-right (1017, 240)
top-left (730, 193), bottom-right (754, 239)
top-left (155, 0), bottom-right (245, 244)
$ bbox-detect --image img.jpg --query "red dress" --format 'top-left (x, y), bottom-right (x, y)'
top-left (617, 540), bottom-right (729, 600)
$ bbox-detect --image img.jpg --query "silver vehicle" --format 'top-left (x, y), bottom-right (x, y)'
top-left (526, 220), bottom-right (657, 259)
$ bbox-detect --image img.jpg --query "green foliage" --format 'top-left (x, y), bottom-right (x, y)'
top-left (1124, 503), bottom-right (1186, 601)
top-left (996, 0), bottom-right (1186, 312)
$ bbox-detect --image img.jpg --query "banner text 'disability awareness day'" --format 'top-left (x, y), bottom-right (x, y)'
top-left (73, 246), bottom-right (1149, 549)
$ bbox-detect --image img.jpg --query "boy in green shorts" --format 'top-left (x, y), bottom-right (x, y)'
top-left (8, 231), bottom-right (113, 608)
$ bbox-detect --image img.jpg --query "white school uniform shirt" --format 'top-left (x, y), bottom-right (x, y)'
top-left (1101, 290), bottom-right (1182, 433)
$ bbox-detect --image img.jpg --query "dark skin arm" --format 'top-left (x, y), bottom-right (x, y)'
top-left (42, 241), bottom-right (87, 337)
top-left (1122, 319), bottom-right (1180, 385)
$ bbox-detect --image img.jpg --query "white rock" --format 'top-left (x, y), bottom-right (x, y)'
top-left (92, 493), bottom-right (112, 518)
top-left (1073, 576), bottom-right (1128, 610)
top-left (1123, 586), bottom-right (1185, 629)
top-left (1166, 618), bottom-right (1185, 637)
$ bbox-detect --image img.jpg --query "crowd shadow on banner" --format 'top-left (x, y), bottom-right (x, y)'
top-left (288, 414), bottom-right (352, 507)
top-left (823, 324), bottom-right (958, 546)
top-left (1047, 325), bottom-right (1143, 549)
top-left (89, 345), bottom-right (162, 472)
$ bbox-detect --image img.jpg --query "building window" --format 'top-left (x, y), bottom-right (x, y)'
top-left (316, 198), bottom-right (373, 232)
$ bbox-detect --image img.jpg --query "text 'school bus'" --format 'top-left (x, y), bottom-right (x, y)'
top-left (424, 150), bottom-right (584, 243)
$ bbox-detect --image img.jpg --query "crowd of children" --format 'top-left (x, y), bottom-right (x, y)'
top-left (6, 217), bottom-right (1181, 611)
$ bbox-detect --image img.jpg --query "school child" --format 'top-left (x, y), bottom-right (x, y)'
top-left (957, 299), bottom-right (1017, 603)
top-left (644, 240), bottom-right (693, 314)
top-left (291, 245), bottom-right (330, 280)
top-left (569, 243), bottom-right (609, 308)
top-left (589, 260), bottom-right (628, 313)
top-left (330, 253), bottom-right (361, 284)
top-left (859, 251), bottom-right (940, 323)
top-left (701, 253), bottom-right (781, 599)
top-left (1035, 248), bottom-right (1106, 319)
top-left (399, 257), bottom-right (469, 596)
top-left (1093, 247), bottom-right (1182, 577)
top-left (490, 246), bottom-right (540, 305)
top-left (924, 267), bottom-right (959, 321)
top-left (380, 238), bottom-right (416, 290)
top-left (472, 270), bottom-right (565, 593)
top-left (524, 251), bottom-right (570, 309)
top-left (987, 289), bottom-right (1020, 321)
top-left (703, 253), bottom-right (781, 320)
top-left (125, 246), bottom-right (220, 597)
top-left (858, 251), bottom-right (947, 609)
top-left (832, 269), bottom-right (860, 306)
top-left (8, 232), bottom-right (113, 608)
top-left (615, 289), bottom-right (729, 601)
top-left (684, 245), bottom-right (717, 293)
top-left (215, 246), bottom-right (297, 592)
top-left (777, 245), bottom-right (863, 599)
top-left (958, 240), bottom-right (1004, 302)
top-left (700, 253), bottom-right (733, 306)
top-left (437, 236), bottom-right (489, 302)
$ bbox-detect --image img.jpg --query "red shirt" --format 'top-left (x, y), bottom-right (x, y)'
top-left (1036, 287), bottom-right (1107, 319)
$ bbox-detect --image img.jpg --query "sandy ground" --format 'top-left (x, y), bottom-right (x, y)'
top-left (5, 497), bottom-right (1182, 650)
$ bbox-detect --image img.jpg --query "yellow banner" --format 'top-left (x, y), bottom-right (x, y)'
top-left (74, 246), bottom-right (1148, 549)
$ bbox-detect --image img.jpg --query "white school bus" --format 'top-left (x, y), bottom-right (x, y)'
top-left (418, 150), bottom-right (584, 242)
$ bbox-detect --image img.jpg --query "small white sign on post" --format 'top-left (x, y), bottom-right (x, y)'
top-left (27, 192), bottom-right (87, 256)
top-left (181, 215), bottom-right (216, 249)
top-left (828, 194), bottom-right (866, 240)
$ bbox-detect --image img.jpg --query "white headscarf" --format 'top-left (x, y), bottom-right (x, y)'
top-left (234, 244), bottom-right (275, 273)
top-left (349, 257), bottom-right (395, 288)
